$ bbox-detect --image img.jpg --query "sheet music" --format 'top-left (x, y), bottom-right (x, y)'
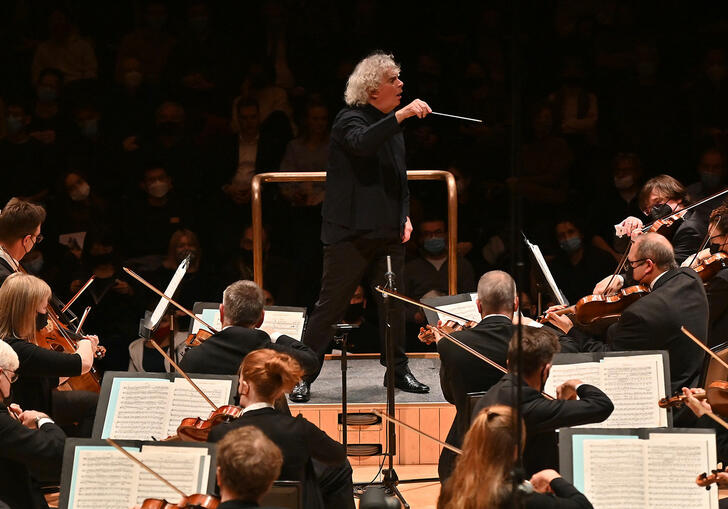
top-left (544, 362), bottom-right (602, 397)
top-left (165, 378), bottom-right (233, 436)
top-left (108, 380), bottom-right (172, 440)
top-left (192, 308), bottom-right (222, 334)
top-left (69, 448), bottom-right (137, 508)
top-left (435, 301), bottom-right (481, 325)
top-left (258, 309), bottom-right (306, 340)
top-left (150, 256), bottom-right (189, 328)
top-left (523, 236), bottom-right (567, 305)
top-left (134, 447), bottom-right (210, 504)
top-left (583, 439), bottom-right (647, 508)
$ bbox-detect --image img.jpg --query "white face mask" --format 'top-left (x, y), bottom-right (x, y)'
top-left (614, 175), bottom-right (634, 190)
top-left (147, 181), bottom-right (170, 198)
top-left (70, 181), bottom-right (90, 201)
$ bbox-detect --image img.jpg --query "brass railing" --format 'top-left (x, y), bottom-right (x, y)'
top-left (250, 170), bottom-right (458, 294)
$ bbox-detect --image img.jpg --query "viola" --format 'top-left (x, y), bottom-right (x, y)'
top-left (644, 210), bottom-right (686, 239)
top-left (418, 319), bottom-right (478, 344)
top-left (176, 405), bottom-right (244, 442)
top-left (694, 252), bottom-right (728, 282)
top-left (538, 284), bottom-right (650, 326)
top-left (185, 329), bottom-right (213, 347)
top-left (139, 494), bottom-right (219, 508)
top-left (658, 382), bottom-right (728, 418)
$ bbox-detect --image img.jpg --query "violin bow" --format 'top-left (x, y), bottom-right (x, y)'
top-left (61, 275), bottom-right (95, 313)
top-left (603, 241), bottom-right (632, 297)
top-left (373, 410), bottom-right (462, 454)
top-left (641, 187), bottom-right (728, 232)
top-left (685, 218), bottom-right (720, 269)
top-left (75, 306), bottom-right (91, 334)
top-left (148, 339), bottom-right (218, 411)
top-left (375, 286), bottom-right (556, 400)
top-left (123, 267), bottom-right (220, 334)
top-left (105, 438), bottom-right (189, 500)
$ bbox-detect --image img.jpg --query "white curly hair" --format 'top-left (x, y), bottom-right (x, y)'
top-left (0, 339), bottom-right (19, 372)
top-left (344, 52), bottom-right (401, 107)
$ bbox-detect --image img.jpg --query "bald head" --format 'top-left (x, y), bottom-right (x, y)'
top-left (477, 270), bottom-right (517, 318)
top-left (634, 233), bottom-right (676, 271)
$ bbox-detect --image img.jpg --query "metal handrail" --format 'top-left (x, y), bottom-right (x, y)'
top-left (250, 170), bottom-right (458, 294)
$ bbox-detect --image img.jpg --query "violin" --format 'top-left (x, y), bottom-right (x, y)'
top-left (538, 284), bottom-right (650, 326)
top-left (418, 319), bottom-right (478, 344)
top-left (643, 209), bottom-right (686, 239)
top-left (696, 464), bottom-right (726, 490)
top-left (176, 405), bottom-right (244, 442)
top-left (139, 494), bottom-right (219, 508)
top-left (185, 329), bottom-right (213, 347)
top-left (658, 382), bottom-right (728, 420)
top-left (694, 252), bottom-right (728, 282)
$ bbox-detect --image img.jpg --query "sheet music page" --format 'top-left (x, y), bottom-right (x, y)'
top-left (595, 355), bottom-right (667, 428)
top-left (582, 439), bottom-right (647, 508)
top-left (107, 380), bottom-right (172, 440)
top-left (524, 237), bottom-right (567, 305)
top-left (192, 308), bottom-right (222, 334)
top-left (258, 309), bottom-right (306, 340)
top-left (646, 433), bottom-right (717, 509)
top-left (435, 301), bottom-right (481, 325)
top-left (150, 256), bottom-right (189, 328)
top-left (69, 448), bottom-right (138, 508)
top-left (165, 378), bottom-right (233, 436)
top-left (133, 447), bottom-right (210, 504)
top-left (543, 362), bottom-right (603, 398)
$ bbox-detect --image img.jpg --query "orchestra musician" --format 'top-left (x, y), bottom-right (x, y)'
top-left (293, 51), bottom-right (432, 402)
top-left (0, 198), bottom-right (46, 284)
top-left (433, 270), bottom-right (518, 480)
top-left (207, 349), bottom-right (353, 509)
top-left (681, 203), bottom-right (728, 347)
top-left (178, 280), bottom-right (319, 378)
top-left (0, 273), bottom-right (98, 436)
top-left (547, 233), bottom-right (709, 402)
top-left (438, 405), bottom-right (593, 509)
top-left (680, 387), bottom-right (728, 466)
top-left (0, 339), bottom-right (66, 509)
top-left (472, 327), bottom-right (614, 476)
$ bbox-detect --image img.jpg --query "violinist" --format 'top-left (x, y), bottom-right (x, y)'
top-left (682, 204), bottom-right (728, 347)
top-left (438, 405), bottom-right (594, 509)
top-left (471, 327), bottom-right (613, 476)
top-left (434, 270), bottom-right (517, 481)
top-left (0, 273), bottom-right (98, 436)
top-left (178, 280), bottom-right (319, 379)
top-left (207, 349), bottom-right (353, 509)
top-left (548, 233), bottom-right (708, 400)
top-left (0, 197), bottom-right (46, 285)
top-left (0, 339), bottom-right (66, 509)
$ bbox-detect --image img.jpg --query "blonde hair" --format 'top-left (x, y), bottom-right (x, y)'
top-left (0, 273), bottom-right (51, 342)
top-left (344, 52), bottom-right (400, 107)
top-left (437, 405), bottom-right (524, 509)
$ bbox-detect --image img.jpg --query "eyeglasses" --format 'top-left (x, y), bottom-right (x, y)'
top-left (3, 371), bottom-right (18, 384)
top-left (34, 234), bottom-right (44, 244)
top-left (627, 258), bottom-right (648, 268)
top-left (421, 229), bottom-right (446, 239)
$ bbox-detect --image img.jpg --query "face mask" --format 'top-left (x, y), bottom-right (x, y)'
top-left (701, 172), bottom-right (722, 190)
top-left (89, 252), bottom-right (114, 267)
top-left (70, 181), bottom-right (90, 201)
top-left (710, 242), bottom-right (724, 255)
top-left (0, 381), bottom-right (12, 406)
top-left (147, 181), bottom-right (170, 198)
top-left (344, 302), bottom-right (364, 323)
top-left (649, 203), bottom-right (673, 220)
top-left (37, 86), bottom-right (57, 102)
top-left (559, 237), bottom-right (582, 253)
top-left (189, 16), bottom-right (208, 33)
top-left (124, 71), bottom-right (143, 89)
top-left (240, 248), bottom-right (254, 265)
top-left (423, 237), bottom-right (446, 255)
top-left (36, 312), bottom-right (49, 331)
top-left (81, 119), bottom-right (98, 138)
top-left (6, 115), bottom-right (24, 135)
top-left (24, 255), bottom-right (43, 274)
top-left (613, 175), bottom-right (634, 190)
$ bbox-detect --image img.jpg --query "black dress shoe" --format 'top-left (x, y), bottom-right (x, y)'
top-left (289, 380), bottom-right (311, 402)
top-left (384, 371), bottom-right (430, 394)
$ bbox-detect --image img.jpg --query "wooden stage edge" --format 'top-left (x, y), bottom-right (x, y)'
top-left (291, 401), bottom-right (456, 466)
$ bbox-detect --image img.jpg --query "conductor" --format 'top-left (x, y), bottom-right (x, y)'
top-left (291, 52), bottom-right (432, 402)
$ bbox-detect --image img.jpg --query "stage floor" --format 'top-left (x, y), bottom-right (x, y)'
top-left (300, 354), bottom-right (446, 405)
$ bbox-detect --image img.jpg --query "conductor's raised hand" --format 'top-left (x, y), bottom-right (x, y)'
top-left (395, 99), bottom-right (432, 123)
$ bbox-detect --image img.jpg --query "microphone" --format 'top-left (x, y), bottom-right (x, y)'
top-left (384, 255), bottom-right (396, 292)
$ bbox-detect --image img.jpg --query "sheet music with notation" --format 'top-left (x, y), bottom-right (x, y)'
top-left (258, 309), bottom-right (306, 340)
top-left (66, 445), bottom-right (210, 509)
top-left (544, 354), bottom-right (667, 428)
top-left (435, 300), bottom-right (481, 325)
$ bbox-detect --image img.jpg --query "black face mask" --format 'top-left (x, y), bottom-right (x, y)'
top-left (649, 203), bottom-right (673, 220)
top-left (344, 302), bottom-right (365, 323)
top-left (240, 249), bottom-right (254, 265)
top-left (711, 243), bottom-right (724, 255)
top-left (88, 252), bottom-right (114, 267)
top-left (36, 312), bottom-right (49, 331)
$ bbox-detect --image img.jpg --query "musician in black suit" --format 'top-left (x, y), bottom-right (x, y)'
top-left (292, 52), bottom-right (433, 402)
top-left (0, 198), bottom-right (47, 285)
top-left (434, 270), bottom-right (516, 480)
top-left (215, 426), bottom-right (287, 509)
top-left (179, 280), bottom-right (319, 378)
top-left (0, 339), bottom-right (66, 509)
top-left (472, 327), bottom-right (614, 476)
top-left (548, 233), bottom-right (709, 399)
top-left (208, 349), bottom-right (353, 509)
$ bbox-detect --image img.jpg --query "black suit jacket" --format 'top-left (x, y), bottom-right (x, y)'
top-left (321, 105), bottom-right (408, 243)
top-left (672, 210), bottom-right (708, 264)
top-left (208, 407), bottom-right (345, 509)
top-left (0, 257), bottom-right (14, 286)
top-left (437, 315), bottom-right (511, 479)
top-left (707, 268), bottom-right (728, 348)
top-left (179, 326), bottom-right (319, 377)
top-left (560, 267), bottom-right (709, 394)
top-left (522, 479), bottom-right (593, 509)
top-left (0, 404), bottom-right (66, 509)
top-left (473, 374), bottom-right (613, 476)
top-left (218, 501), bottom-right (281, 509)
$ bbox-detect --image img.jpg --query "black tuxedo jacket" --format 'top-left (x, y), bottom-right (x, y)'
top-left (0, 404), bottom-right (66, 509)
top-left (672, 210), bottom-right (708, 264)
top-left (473, 374), bottom-right (613, 476)
top-left (321, 105), bottom-right (408, 243)
top-left (218, 501), bottom-right (280, 509)
top-left (0, 257), bottom-right (14, 286)
top-left (179, 326), bottom-right (319, 377)
top-left (437, 315), bottom-right (511, 479)
top-left (561, 267), bottom-right (709, 394)
top-left (208, 407), bottom-right (345, 509)
top-left (707, 268), bottom-right (728, 348)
